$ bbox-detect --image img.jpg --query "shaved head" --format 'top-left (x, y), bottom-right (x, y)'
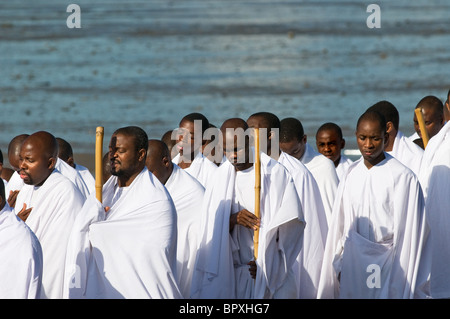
top-left (8, 134), bottom-right (30, 171)
top-left (19, 131), bottom-right (58, 186)
top-left (146, 139), bottom-right (173, 184)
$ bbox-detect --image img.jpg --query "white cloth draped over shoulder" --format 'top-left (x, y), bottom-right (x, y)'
top-left (191, 152), bottom-right (305, 299)
top-left (300, 143), bottom-right (338, 225)
top-left (55, 158), bottom-right (90, 199)
top-left (165, 164), bottom-right (205, 299)
top-left (172, 152), bottom-right (218, 190)
top-left (64, 168), bottom-right (182, 299)
top-left (0, 204), bottom-right (43, 299)
top-left (75, 163), bottom-right (95, 195)
top-left (335, 154), bottom-right (353, 183)
top-left (14, 169), bottom-right (85, 299)
top-left (388, 131), bottom-right (423, 176)
top-left (418, 121), bottom-right (450, 298)
top-left (278, 151), bottom-right (328, 299)
top-left (317, 154), bottom-right (430, 299)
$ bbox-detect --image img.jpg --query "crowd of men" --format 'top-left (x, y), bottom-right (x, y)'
top-left (0, 91), bottom-right (448, 299)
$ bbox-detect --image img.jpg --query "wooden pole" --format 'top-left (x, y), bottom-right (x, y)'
top-left (253, 128), bottom-right (261, 261)
top-left (415, 108), bottom-right (430, 148)
top-left (95, 126), bottom-right (104, 203)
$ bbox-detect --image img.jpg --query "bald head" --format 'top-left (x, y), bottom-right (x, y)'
top-left (19, 131), bottom-right (58, 186)
top-left (146, 139), bottom-right (173, 185)
top-left (56, 137), bottom-right (75, 167)
top-left (8, 134), bottom-right (30, 171)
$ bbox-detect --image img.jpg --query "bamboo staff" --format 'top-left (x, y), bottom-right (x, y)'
top-left (415, 108), bottom-right (429, 148)
top-left (253, 128), bottom-right (261, 261)
top-left (95, 126), bottom-right (104, 203)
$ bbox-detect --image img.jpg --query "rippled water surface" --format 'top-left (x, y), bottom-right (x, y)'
top-left (1, 0), bottom-right (449, 160)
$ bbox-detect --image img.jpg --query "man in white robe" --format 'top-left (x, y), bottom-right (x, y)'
top-left (279, 117), bottom-right (338, 224)
top-left (64, 126), bottom-right (181, 299)
top-left (172, 113), bottom-right (218, 189)
top-left (318, 111), bottom-right (430, 299)
top-left (0, 179), bottom-right (43, 299)
top-left (13, 131), bottom-right (86, 299)
top-left (191, 118), bottom-right (305, 299)
top-left (418, 92), bottom-right (450, 298)
top-left (367, 100), bottom-right (424, 176)
top-left (146, 139), bottom-right (205, 298)
top-left (247, 112), bottom-right (328, 299)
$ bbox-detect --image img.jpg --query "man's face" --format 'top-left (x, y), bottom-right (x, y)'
top-left (356, 119), bottom-right (387, 168)
top-left (18, 141), bottom-right (53, 186)
top-left (176, 120), bottom-right (203, 158)
top-left (279, 137), bottom-right (306, 160)
top-left (223, 129), bottom-right (251, 171)
top-left (316, 129), bottom-right (344, 165)
top-left (413, 107), bottom-right (444, 139)
top-left (109, 133), bottom-right (141, 178)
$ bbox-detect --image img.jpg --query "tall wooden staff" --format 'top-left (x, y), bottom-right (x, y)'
top-left (253, 128), bottom-right (261, 261)
top-left (415, 108), bottom-right (430, 148)
top-left (95, 126), bottom-right (104, 203)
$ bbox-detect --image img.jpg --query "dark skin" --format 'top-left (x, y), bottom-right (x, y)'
top-left (356, 119), bottom-right (389, 169)
top-left (176, 120), bottom-right (205, 170)
top-left (316, 129), bottom-right (345, 167)
top-left (221, 118), bottom-right (260, 279)
top-left (146, 139), bottom-right (173, 185)
top-left (15, 131), bottom-right (58, 221)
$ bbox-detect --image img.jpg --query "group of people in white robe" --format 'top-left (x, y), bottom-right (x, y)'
top-left (0, 91), bottom-right (449, 299)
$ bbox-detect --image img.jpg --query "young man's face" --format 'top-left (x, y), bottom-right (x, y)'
top-left (279, 137), bottom-right (306, 161)
top-left (316, 129), bottom-right (344, 166)
top-left (413, 107), bottom-right (444, 139)
top-left (356, 119), bottom-right (388, 168)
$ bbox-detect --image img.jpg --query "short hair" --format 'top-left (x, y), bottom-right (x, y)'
top-left (316, 122), bottom-right (343, 140)
top-left (366, 100), bottom-right (399, 131)
top-left (416, 95), bottom-right (443, 115)
top-left (113, 126), bottom-right (149, 153)
top-left (56, 137), bottom-right (74, 162)
top-left (0, 178), bottom-right (4, 203)
top-left (248, 112), bottom-right (281, 130)
top-left (280, 117), bottom-right (304, 143)
top-left (180, 112), bottom-right (210, 134)
top-left (356, 110), bottom-right (387, 133)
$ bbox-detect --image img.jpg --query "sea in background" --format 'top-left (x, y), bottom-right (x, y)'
top-left (1, 0), bottom-right (449, 172)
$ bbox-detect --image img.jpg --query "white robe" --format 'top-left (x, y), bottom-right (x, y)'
top-left (335, 154), bottom-right (353, 183)
top-left (14, 169), bottom-right (86, 299)
top-left (317, 154), bottom-right (430, 299)
top-left (5, 170), bottom-right (24, 195)
top-left (278, 151), bottom-right (328, 299)
top-left (0, 204), bottom-right (43, 299)
top-left (418, 121), bottom-right (450, 298)
top-left (165, 164), bottom-right (205, 298)
top-left (388, 130), bottom-right (423, 176)
top-left (172, 152), bottom-right (218, 190)
top-left (300, 143), bottom-right (338, 224)
top-left (191, 153), bottom-right (305, 299)
top-left (75, 163), bottom-right (95, 195)
top-left (56, 158), bottom-right (90, 199)
top-left (64, 168), bottom-right (182, 299)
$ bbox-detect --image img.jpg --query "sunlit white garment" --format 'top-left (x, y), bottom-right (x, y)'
top-left (300, 143), bottom-right (338, 224)
top-left (64, 168), bottom-right (182, 299)
top-left (172, 152), bottom-right (218, 190)
top-left (418, 121), bottom-right (450, 298)
top-left (165, 164), bottom-right (205, 298)
top-left (388, 130), bottom-right (423, 176)
top-left (0, 204), bottom-right (43, 298)
top-left (55, 158), bottom-right (90, 199)
top-left (5, 170), bottom-right (24, 196)
top-left (191, 152), bottom-right (305, 299)
top-left (335, 154), bottom-right (353, 183)
top-left (278, 151), bottom-right (328, 299)
top-left (75, 163), bottom-right (95, 195)
top-left (317, 154), bottom-right (430, 299)
top-left (14, 169), bottom-right (85, 299)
